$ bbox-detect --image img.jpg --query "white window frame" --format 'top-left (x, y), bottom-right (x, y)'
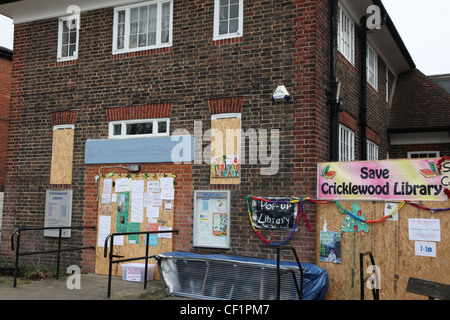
top-left (213, 0), bottom-right (244, 41)
top-left (112, 0), bottom-right (173, 54)
top-left (367, 42), bottom-right (378, 90)
top-left (108, 118), bottom-right (170, 139)
top-left (367, 140), bottom-right (379, 160)
top-left (57, 15), bottom-right (80, 62)
top-left (337, 3), bottom-right (355, 65)
top-left (339, 124), bottom-right (355, 162)
top-left (407, 151), bottom-right (440, 159)
top-left (54, 124), bottom-right (75, 131)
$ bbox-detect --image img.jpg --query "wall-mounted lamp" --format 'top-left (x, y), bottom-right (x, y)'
top-left (128, 164), bottom-right (141, 172)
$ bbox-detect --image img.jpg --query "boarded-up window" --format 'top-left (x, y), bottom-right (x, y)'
top-left (50, 125), bottom-right (74, 185)
top-left (210, 113), bottom-right (240, 185)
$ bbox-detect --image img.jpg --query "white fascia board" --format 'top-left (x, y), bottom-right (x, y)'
top-left (390, 131), bottom-right (450, 145)
top-left (0, 0), bottom-right (143, 24)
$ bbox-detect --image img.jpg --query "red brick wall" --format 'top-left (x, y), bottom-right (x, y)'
top-left (1, 0), bottom-right (393, 270)
top-left (0, 54), bottom-right (12, 192)
top-left (335, 18), bottom-right (392, 160)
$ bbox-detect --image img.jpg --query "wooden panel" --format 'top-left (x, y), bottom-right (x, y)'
top-left (50, 128), bottom-right (74, 184)
top-left (210, 117), bottom-right (240, 185)
top-left (95, 173), bottom-right (174, 281)
top-left (316, 200), bottom-right (450, 300)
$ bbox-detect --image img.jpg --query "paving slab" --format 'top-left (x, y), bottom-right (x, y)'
top-left (0, 273), bottom-right (175, 300)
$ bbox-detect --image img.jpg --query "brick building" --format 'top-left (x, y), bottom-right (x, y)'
top-left (0, 46), bottom-right (12, 242)
top-left (0, 0), bottom-right (416, 272)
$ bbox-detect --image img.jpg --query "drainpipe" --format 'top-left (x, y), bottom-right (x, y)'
top-left (328, 0), bottom-right (342, 162)
top-left (360, 15), bottom-right (368, 161)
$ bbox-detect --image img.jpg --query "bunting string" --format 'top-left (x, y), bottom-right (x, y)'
top-left (246, 195), bottom-right (449, 246)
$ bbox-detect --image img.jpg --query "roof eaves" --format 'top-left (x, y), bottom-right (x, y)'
top-left (372, 0), bottom-right (416, 70)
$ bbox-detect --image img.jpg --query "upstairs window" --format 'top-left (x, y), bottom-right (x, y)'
top-left (58, 15), bottom-right (79, 61)
top-left (109, 118), bottom-right (170, 139)
top-left (367, 43), bottom-right (378, 90)
top-left (113, 0), bottom-right (172, 54)
top-left (213, 0), bottom-right (244, 40)
top-left (339, 124), bottom-right (355, 162)
top-left (337, 4), bottom-right (355, 64)
top-left (367, 140), bottom-right (379, 160)
top-left (408, 151), bottom-right (440, 159)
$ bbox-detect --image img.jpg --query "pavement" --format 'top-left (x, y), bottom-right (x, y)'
top-left (0, 273), bottom-right (186, 300)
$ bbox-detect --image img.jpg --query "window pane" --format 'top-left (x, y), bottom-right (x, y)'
top-left (113, 124), bottom-right (122, 136)
top-left (61, 45), bottom-right (68, 57)
top-left (118, 10), bottom-right (126, 23)
top-left (229, 19), bottom-right (238, 33)
top-left (130, 21), bottom-right (138, 35)
top-left (139, 20), bottom-right (148, 34)
top-left (118, 24), bottom-right (125, 37)
top-left (117, 37), bottom-right (124, 49)
top-left (149, 4), bottom-right (158, 19)
top-left (131, 7), bottom-right (139, 21)
top-left (69, 44), bottom-right (77, 56)
top-left (161, 30), bottom-right (169, 43)
top-left (130, 35), bottom-right (137, 48)
top-left (148, 18), bottom-right (157, 32)
top-left (69, 30), bottom-right (77, 44)
top-left (219, 6), bottom-right (228, 20)
top-left (127, 122), bottom-right (153, 135)
top-left (157, 121), bottom-right (167, 133)
top-left (139, 6), bottom-right (148, 20)
top-left (148, 32), bottom-right (157, 45)
top-left (162, 2), bottom-right (170, 16)
top-left (63, 20), bottom-right (69, 33)
top-left (62, 32), bottom-right (69, 45)
top-left (139, 34), bottom-right (147, 47)
top-left (230, 4), bottom-right (239, 19)
top-left (161, 16), bottom-right (170, 30)
top-left (219, 21), bottom-right (228, 35)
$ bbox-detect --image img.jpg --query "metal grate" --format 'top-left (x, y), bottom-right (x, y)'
top-left (157, 254), bottom-right (304, 300)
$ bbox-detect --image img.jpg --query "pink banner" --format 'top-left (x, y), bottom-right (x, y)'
top-left (317, 159), bottom-right (447, 201)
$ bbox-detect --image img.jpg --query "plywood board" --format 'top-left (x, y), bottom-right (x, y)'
top-left (210, 117), bottom-right (240, 185)
top-left (95, 173), bottom-right (175, 281)
top-left (50, 128), bottom-right (74, 184)
top-left (317, 199), bottom-right (450, 300)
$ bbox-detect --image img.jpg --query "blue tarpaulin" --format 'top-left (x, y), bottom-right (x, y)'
top-left (156, 251), bottom-right (329, 300)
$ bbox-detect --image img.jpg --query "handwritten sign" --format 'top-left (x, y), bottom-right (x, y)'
top-left (251, 197), bottom-right (298, 230)
top-left (317, 159), bottom-right (446, 201)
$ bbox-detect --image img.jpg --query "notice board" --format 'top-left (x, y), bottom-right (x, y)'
top-left (44, 189), bottom-right (73, 237)
top-left (95, 173), bottom-right (175, 280)
top-left (193, 190), bottom-right (231, 249)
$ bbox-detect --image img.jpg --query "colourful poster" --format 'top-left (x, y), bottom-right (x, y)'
top-left (341, 202), bottom-right (369, 234)
top-left (210, 155), bottom-right (239, 178)
top-left (317, 159), bottom-right (447, 201)
top-left (145, 223), bottom-right (159, 246)
top-left (116, 192), bottom-right (129, 233)
top-left (127, 222), bottom-right (141, 244)
top-left (319, 231), bottom-right (342, 264)
top-left (212, 212), bottom-right (228, 236)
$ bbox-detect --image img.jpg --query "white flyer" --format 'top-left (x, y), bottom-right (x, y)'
top-left (408, 218), bottom-right (441, 242)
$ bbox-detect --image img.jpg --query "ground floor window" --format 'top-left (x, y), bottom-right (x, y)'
top-left (407, 151), bottom-right (440, 158)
